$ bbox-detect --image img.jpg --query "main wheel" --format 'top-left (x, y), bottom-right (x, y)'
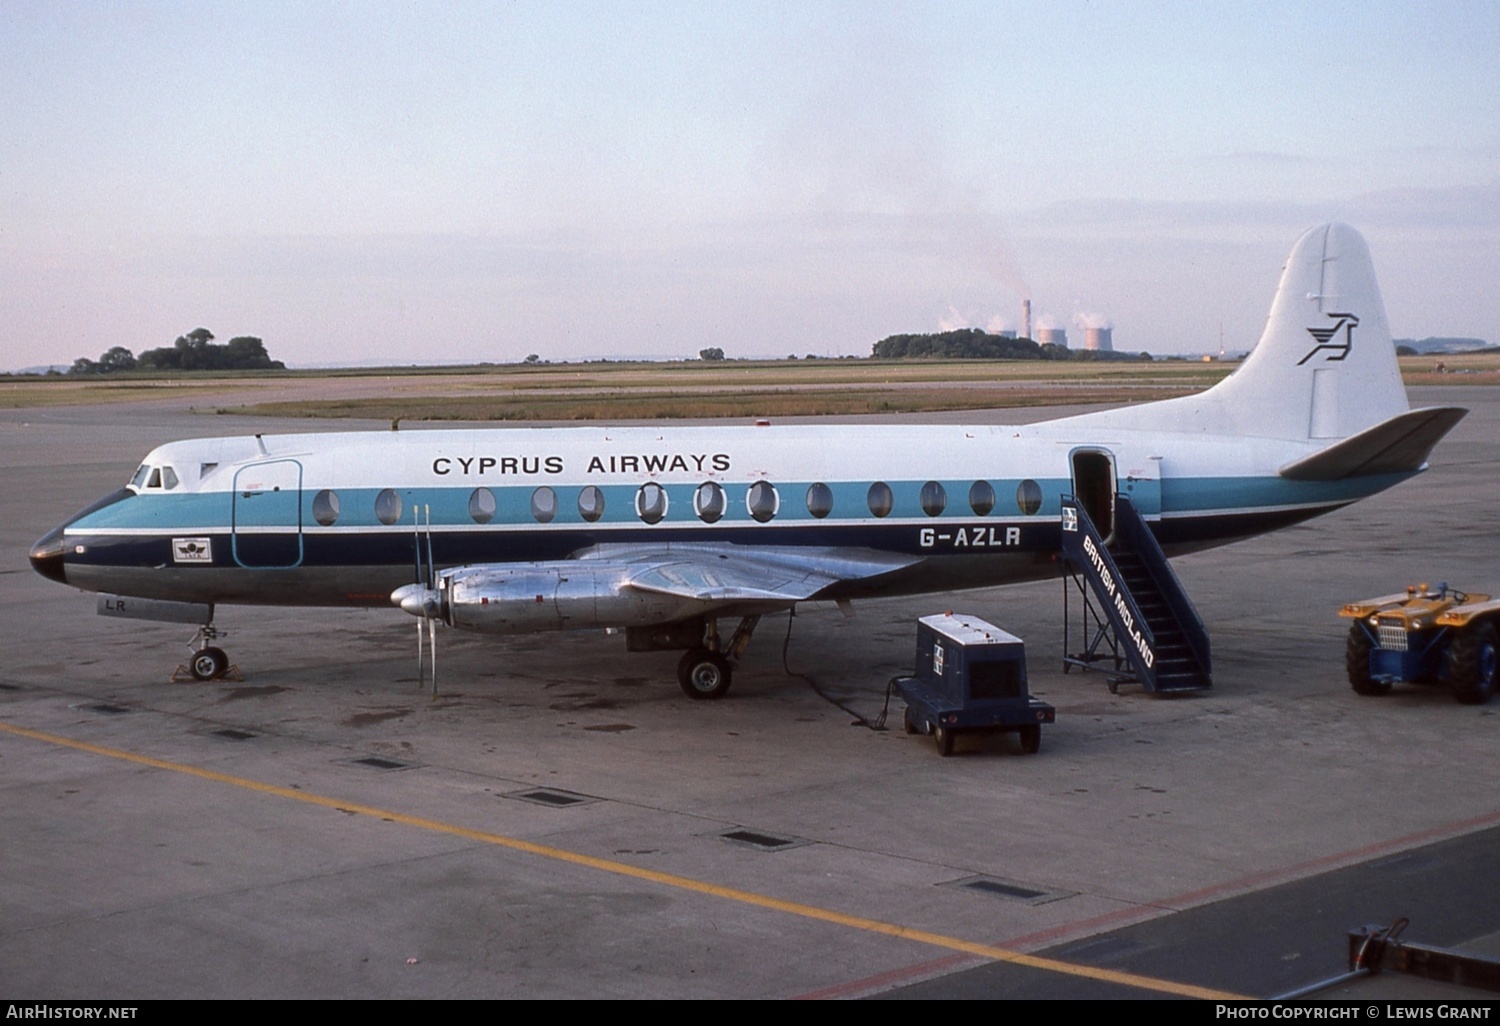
top-left (1346, 624), bottom-right (1389, 696)
top-left (1448, 622), bottom-right (1498, 705)
top-left (933, 723), bottom-right (955, 757)
top-left (190, 646), bottom-right (228, 681)
top-left (677, 648), bottom-right (732, 700)
top-left (1018, 724), bottom-right (1042, 755)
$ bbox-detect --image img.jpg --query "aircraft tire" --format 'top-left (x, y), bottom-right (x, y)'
top-left (1345, 625), bottom-right (1388, 696)
top-left (1448, 622), bottom-right (1498, 705)
top-left (1019, 724), bottom-right (1041, 754)
top-left (191, 646), bottom-right (228, 681)
top-left (933, 723), bottom-right (954, 757)
top-left (678, 648), bottom-right (732, 700)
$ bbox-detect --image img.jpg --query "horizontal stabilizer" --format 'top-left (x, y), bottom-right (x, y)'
top-left (1279, 407), bottom-right (1467, 481)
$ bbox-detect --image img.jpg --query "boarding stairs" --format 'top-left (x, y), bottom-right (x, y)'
top-left (1060, 495), bottom-right (1211, 693)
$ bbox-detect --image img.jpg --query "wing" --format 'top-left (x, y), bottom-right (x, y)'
top-left (591, 542), bottom-right (920, 605)
top-left (414, 543), bottom-right (922, 634)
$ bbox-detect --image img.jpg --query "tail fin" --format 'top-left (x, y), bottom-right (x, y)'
top-left (1064, 222), bottom-right (1425, 443)
top-left (1210, 221), bottom-right (1407, 441)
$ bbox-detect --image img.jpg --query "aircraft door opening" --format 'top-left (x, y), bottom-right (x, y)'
top-left (1070, 449), bottom-right (1116, 542)
top-left (232, 460), bottom-right (304, 568)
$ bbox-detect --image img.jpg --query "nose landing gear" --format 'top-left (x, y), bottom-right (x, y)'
top-left (172, 623), bottom-right (242, 683)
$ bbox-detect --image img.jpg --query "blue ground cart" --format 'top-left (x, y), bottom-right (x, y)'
top-left (894, 613), bottom-right (1055, 757)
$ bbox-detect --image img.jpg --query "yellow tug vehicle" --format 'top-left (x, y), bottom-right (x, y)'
top-left (1339, 583), bottom-right (1500, 704)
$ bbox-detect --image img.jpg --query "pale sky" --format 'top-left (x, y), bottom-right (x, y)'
top-left (3, 0), bottom-right (1497, 369)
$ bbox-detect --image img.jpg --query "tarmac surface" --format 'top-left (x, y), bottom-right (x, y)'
top-left (2, 385), bottom-right (1498, 999)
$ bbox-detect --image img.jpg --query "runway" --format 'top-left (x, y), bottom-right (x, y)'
top-left (2, 386), bottom-right (1497, 999)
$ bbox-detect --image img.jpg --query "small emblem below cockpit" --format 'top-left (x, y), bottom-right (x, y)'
top-left (172, 537), bottom-right (213, 563)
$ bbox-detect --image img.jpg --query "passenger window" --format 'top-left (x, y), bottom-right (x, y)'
top-left (312, 489), bottom-right (340, 526)
top-left (637, 483), bottom-right (667, 524)
top-left (867, 482), bottom-right (893, 518)
top-left (969, 480), bottom-right (996, 516)
top-left (469, 487), bottom-right (496, 525)
top-left (694, 482), bottom-right (725, 523)
top-left (1016, 479), bottom-right (1043, 516)
top-left (805, 482), bottom-right (833, 519)
top-left (375, 488), bottom-right (403, 526)
top-left (747, 481), bottom-right (778, 523)
top-left (578, 485), bottom-right (605, 523)
top-left (531, 486), bottom-right (557, 523)
top-left (920, 480), bottom-right (946, 517)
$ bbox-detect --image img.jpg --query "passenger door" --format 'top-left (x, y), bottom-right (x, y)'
top-left (232, 460), bottom-right (303, 568)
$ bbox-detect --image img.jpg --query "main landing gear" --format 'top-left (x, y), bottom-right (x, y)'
top-left (172, 623), bottom-right (241, 683)
top-left (676, 615), bottom-right (761, 700)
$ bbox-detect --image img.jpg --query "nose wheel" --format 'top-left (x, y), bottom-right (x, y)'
top-left (190, 646), bottom-right (229, 681)
top-left (172, 624), bottom-right (242, 682)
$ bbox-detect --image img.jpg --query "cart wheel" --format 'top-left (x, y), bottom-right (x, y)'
top-left (1018, 724), bottom-right (1041, 755)
top-left (903, 706), bottom-right (917, 735)
top-left (933, 724), bottom-right (954, 757)
top-left (1346, 624), bottom-right (1389, 696)
top-left (1448, 622), bottom-right (1498, 705)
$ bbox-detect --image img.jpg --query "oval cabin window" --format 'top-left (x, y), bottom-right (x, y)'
top-left (531, 486), bottom-right (557, 523)
top-left (747, 481), bottom-right (778, 523)
top-left (805, 482), bottom-right (833, 519)
top-left (577, 485), bottom-right (605, 523)
top-left (375, 488), bottom-right (403, 526)
top-left (468, 487), bottom-right (496, 525)
top-left (920, 480), bottom-right (946, 517)
top-left (312, 489), bottom-right (341, 527)
top-left (1016, 479), bottom-right (1043, 516)
top-left (969, 480), bottom-right (996, 516)
top-left (637, 483), bottom-right (667, 524)
top-left (695, 482), bottom-right (725, 523)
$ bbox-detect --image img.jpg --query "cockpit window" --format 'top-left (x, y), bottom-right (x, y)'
top-left (133, 464), bottom-right (181, 490)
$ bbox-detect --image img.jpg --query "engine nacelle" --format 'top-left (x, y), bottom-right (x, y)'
top-left (442, 564), bottom-right (692, 633)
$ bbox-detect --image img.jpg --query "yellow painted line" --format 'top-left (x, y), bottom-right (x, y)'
top-left (1, 720), bottom-right (1242, 999)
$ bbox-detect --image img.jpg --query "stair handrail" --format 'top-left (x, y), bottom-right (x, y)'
top-left (1112, 497), bottom-right (1211, 675)
top-left (1060, 496), bottom-right (1159, 683)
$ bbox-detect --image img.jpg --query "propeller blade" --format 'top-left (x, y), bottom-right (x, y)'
top-left (424, 504), bottom-right (436, 589)
top-left (428, 614), bottom-right (438, 697)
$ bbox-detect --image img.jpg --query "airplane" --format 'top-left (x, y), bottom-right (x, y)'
top-left (29, 222), bottom-right (1467, 698)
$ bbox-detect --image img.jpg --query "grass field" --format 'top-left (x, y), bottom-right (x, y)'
top-left (3, 352), bottom-right (1495, 420)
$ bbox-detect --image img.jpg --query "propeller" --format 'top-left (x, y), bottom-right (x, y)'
top-left (391, 503), bottom-right (442, 695)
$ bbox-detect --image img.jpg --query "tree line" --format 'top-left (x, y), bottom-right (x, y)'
top-left (69, 328), bottom-right (285, 374)
top-left (871, 328), bottom-right (1150, 361)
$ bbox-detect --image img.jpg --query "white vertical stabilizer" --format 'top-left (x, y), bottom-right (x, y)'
top-left (1058, 223), bottom-right (1411, 442)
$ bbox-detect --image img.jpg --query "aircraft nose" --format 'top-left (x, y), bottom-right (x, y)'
top-left (30, 526), bottom-right (68, 585)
